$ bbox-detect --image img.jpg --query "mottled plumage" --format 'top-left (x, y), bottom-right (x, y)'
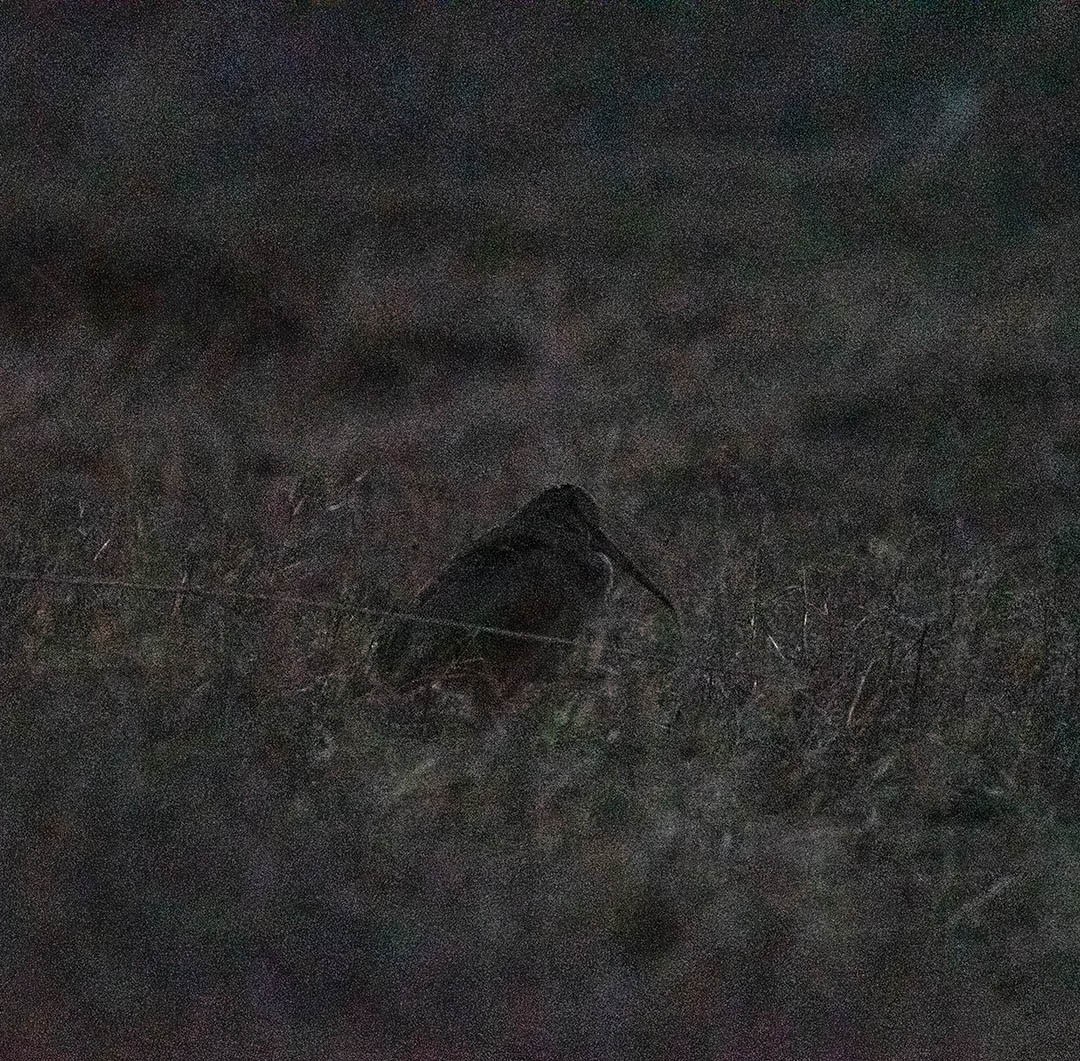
top-left (370, 485), bottom-right (676, 699)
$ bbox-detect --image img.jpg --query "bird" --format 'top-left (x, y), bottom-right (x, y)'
top-left (368, 484), bottom-right (677, 710)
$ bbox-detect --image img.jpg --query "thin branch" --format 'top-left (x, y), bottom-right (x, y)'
top-left (0, 568), bottom-right (729, 678)
top-left (846, 659), bottom-right (877, 729)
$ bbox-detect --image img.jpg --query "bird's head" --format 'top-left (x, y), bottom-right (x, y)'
top-left (526, 484), bottom-right (679, 619)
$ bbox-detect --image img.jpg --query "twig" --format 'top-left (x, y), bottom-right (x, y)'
top-left (801, 565), bottom-right (809, 656)
top-left (909, 620), bottom-right (931, 719)
top-left (846, 659), bottom-right (877, 729)
top-left (766, 633), bottom-right (787, 663)
top-left (933, 874), bottom-right (1016, 940)
top-left (0, 568), bottom-right (725, 678)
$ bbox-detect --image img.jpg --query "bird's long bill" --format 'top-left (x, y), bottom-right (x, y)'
top-left (589, 525), bottom-right (679, 618)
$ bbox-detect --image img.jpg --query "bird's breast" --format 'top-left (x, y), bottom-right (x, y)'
top-left (582, 549), bottom-right (614, 598)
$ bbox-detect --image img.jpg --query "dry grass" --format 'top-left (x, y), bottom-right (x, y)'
top-left (2, 6), bottom-right (1080, 1059)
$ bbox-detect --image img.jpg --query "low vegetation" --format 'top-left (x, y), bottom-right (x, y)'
top-left (2, 5), bottom-right (1079, 1059)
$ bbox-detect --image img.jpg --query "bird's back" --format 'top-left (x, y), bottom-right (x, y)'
top-left (370, 531), bottom-right (608, 689)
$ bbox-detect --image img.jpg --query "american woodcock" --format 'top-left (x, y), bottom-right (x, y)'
top-left (369, 484), bottom-right (677, 704)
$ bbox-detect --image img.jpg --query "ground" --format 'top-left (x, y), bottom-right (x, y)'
top-left (2, 5), bottom-right (1080, 1059)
